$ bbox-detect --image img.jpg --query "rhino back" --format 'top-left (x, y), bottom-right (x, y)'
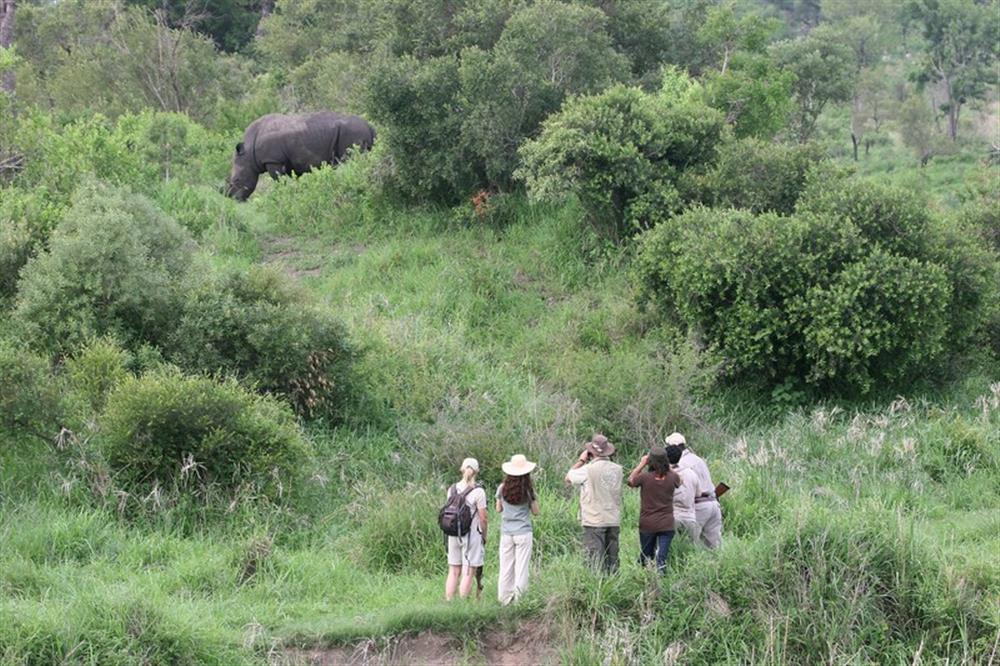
top-left (253, 112), bottom-right (344, 171)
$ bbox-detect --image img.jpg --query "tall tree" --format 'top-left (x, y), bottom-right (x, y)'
top-left (772, 25), bottom-right (855, 142)
top-left (906, 0), bottom-right (999, 141)
top-left (0, 0), bottom-right (15, 93)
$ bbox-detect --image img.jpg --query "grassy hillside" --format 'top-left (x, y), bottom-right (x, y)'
top-left (1, 157), bottom-right (997, 664)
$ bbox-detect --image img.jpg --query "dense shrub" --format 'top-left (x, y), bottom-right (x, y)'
top-left (11, 114), bottom-right (149, 201)
top-left (0, 187), bottom-right (66, 301)
top-left (99, 367), bottom-right (312, 499)
top-left (165, 265), bottom-right (356, 421)
top-left (800, 179), bottom-right (1000, 349)
top-left (636, 207), bottom-right (955, 393)
top-left (0, 339), bottom-right (65, 441)
top-left (14, 182), bottom-right (195, 355)
top-left (65, 337), bottom-right (132, 414)
top-left (152, 181), bottom-right (244, 237)
top-left (694, 138), bottom-right (826, 214)
top-left (518, 71), bottom-right (726, 243)
top-left (366, 0), bottom-right (629, 202)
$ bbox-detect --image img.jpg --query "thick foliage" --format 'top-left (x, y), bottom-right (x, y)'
top-left (636, 205), bottom-right (957, 393)
top-left (694, 138), bottom-right (825, 214)
top-left (14, 182), bottom-right (195, 356)
top-left (166, 266), bottom-right (356, 421)
top-left (0, 339), bottom-right (64, 441)
top-left (518, 72), bottom-right (725, 243)
top-left (99, 367), bottom-right (312, 500)
top-left (365, 0), bottom-right (628, 202)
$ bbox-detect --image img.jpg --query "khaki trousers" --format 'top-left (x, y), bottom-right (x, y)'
top-left (498, 532), bottom-right (533, 605)
top-left (695, 501), bottom-right (722, 549)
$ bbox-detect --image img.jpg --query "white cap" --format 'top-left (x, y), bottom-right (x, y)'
top-left (460, 457), bottom-right (480, 472)
top-left (664, 432), bottom-right (687, 446)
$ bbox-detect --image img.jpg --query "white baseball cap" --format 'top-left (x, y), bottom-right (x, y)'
top-left (664, 432), bottom-right (687, 446)
top-left (460, 457), bottom-right (480, 472)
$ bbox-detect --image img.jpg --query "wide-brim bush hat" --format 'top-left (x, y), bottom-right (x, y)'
top-left (664, 432), bottom-right (687, 447)
top-left (586, 434), bottom-right (615, 458)
top-left (502, 454), bottom-right (536, 476)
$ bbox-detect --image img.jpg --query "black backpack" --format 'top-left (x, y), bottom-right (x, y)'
top-left (439, 483), bottom-right (477, 537)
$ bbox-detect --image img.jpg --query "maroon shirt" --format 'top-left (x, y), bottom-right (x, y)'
top-left (630, 470), bottom-right (681, 533)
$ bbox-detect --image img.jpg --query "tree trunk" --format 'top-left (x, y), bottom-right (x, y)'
top-left (948, 102), bottom-right (960, 141)
top-left (851, 133), bottom-right (859, 161)
top-left (0, 0), bottom-right (16, 94)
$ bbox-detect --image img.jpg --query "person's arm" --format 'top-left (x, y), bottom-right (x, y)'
top-left (495, 485), bottom-right (503, 513)
top-left (530, 498), bottom-right (540, 515)
top-left (564, 450), bottom-right (590, 485)
top-left (627, 454), bottom-right (649, 487)
top-left (479, 506), bottom-right (488, 544)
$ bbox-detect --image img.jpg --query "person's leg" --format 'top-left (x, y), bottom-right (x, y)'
top-left (582, 527), bottom-right (603, 570)
top-left (512, 533), bottom-right (533, 601)
top-left (498, 533), bottom-right (516, 605)
top-left (605, 526), bottom-right (620, 573)
top-left (700, 503), bottom-right (723, 549)
top-left (656, 531), bottom-right (674, 572)
top-left (445, 564), bottom-right (461, 600)
top-left (459, 564), bottom-right (474, 598)
top-left (639, 532), bottom-right (656, 568)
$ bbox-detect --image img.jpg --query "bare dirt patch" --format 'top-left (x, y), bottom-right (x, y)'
top-left (278, 622), bottom-right (558, 666)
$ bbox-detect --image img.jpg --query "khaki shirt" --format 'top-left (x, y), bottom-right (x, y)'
top-left (566, 459), bottom-right (623, 527)
top-left (676, 450), bottom-right (714, 496)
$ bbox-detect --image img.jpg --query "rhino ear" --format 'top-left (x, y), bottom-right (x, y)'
top-left (235, 142), bottom-right (245, 156)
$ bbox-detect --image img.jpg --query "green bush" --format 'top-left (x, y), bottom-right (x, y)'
top-left (0, 339), bottom-right (64, 441)
top-left (165, 265), bottom-right (356, 421)
top-left (694, 138), bottom-right (826, 214)
top-left (800, 178), bottom-right (1000, 349)
top-left (365, 0), bottom-right (629, 203)
top-left (99, 367), bottom-right (312, 500)
top-left (0, 186), bottom-right (69, 302)
top-left (14, 182), bottom-right (195, 355)
top-left (635, 207), bottom-right (954, 393)
top-left (65, 337), bottom-right (132, 414)
top-left (518, 71), bottom-right (725, 243)
top-left (152, 181), bottom-right (245, 237)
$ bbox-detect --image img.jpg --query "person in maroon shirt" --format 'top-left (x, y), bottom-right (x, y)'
top-left (627, 446), bottom-right (681, 572)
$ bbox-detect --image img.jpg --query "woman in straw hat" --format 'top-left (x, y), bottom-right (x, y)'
top-left (495, 454), bottom-right (540, 605)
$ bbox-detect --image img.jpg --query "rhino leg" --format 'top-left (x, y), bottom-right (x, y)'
top-left (265, 162), bottom-right (289, 180)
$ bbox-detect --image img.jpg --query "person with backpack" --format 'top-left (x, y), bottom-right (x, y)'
top-left (495, 454), bottom-right (539, 605)
top-left (441, 457), bottom-right (488, 601)
top-left (626, 446), bottom-right (681, 572)
top-left (564, 434), bottom-right (623, 573)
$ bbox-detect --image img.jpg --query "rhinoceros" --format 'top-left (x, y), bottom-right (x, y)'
top-left (225, 111), bottom-right (376, 201)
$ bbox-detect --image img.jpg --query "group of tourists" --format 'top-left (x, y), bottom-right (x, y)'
top-left (440, 432), bottom-right (724, 604)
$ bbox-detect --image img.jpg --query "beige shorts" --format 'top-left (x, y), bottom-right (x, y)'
top-left (447, 529), bottom-right (484, 568)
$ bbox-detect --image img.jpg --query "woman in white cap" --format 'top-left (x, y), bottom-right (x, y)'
top-left (495, 454), bottom-right (539, 605)
top-left (445, 458), bottom-right (488, 601)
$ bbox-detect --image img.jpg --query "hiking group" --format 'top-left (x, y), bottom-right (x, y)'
top-left (439, 432), bottom-right (724, 604)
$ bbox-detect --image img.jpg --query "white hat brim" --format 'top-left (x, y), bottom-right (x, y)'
top-left (501, 460), bottom-right (537, 476)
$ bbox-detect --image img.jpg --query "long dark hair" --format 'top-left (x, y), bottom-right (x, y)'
top-left (648, 457), bottom-right (671, 478)
top-left (501, 473), bottom-right (534, 505)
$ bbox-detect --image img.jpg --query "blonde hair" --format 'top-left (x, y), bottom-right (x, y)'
top-left (461, 465), bottom-right (477, 484)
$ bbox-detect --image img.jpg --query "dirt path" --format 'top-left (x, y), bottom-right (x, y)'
top-left (278, 622), bottom-right (558, 666)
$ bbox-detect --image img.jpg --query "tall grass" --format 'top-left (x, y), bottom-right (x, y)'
top-left (0, 162), bottom-right (997, 663)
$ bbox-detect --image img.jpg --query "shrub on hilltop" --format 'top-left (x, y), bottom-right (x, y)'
top-left (518, 70), bottom-right (726, 243)
top-left (635, 180), bottom-right (998, 394)
top-left (14, 181), bottom-right (195, 356)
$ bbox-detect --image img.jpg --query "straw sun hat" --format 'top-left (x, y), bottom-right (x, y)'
top-left (501, 454), bottom-right (537, 477)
